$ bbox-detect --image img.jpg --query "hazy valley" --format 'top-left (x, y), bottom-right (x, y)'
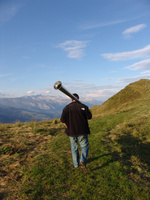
top-left (0, 95), bottom-right (101, 123)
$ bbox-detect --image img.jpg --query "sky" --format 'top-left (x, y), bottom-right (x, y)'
top-left (1, 0), bottom-right (150, 101)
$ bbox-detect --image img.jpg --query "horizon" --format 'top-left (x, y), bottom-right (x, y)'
top-left (1, 0), bottom-right (150, 101)
top-left (0, 78), bottom-right (149, 102)
top-left (0, 90), bottom-right (103, 102)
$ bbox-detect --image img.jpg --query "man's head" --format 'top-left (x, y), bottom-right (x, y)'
top-left (72, 93), bottom-right (79, 102)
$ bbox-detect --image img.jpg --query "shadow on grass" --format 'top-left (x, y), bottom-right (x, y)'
top-left (119, 133), bottom-right (149, 160)
top-left (88, 153), bottom-right (110, 163)
top-left (91, 152), bottom-right (120, 171)
top-left (92, 132), bottom-right (150, 177)
top-left (0, 192), bottom-right (8, 200)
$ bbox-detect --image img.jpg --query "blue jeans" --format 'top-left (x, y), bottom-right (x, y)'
top-left (69, 135), bottom-right (89, 167)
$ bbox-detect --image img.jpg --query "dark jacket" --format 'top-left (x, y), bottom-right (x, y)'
top-left (60, 102), bottom-right (92, 137)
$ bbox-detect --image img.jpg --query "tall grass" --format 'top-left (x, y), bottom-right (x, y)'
top-left (1, 106), bottom-right (149, 199)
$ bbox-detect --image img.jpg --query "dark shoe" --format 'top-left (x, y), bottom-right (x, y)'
top-left (80, 161), bottom-right (86, 172)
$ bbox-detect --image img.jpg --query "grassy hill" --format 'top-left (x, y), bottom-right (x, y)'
top-left (91, 79), bottom-right (150, 116)
top-left (0, 79), bottom-right (150, 199)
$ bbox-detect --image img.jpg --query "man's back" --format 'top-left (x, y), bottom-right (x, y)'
top-left (61, 102), bottom-right (92, 137)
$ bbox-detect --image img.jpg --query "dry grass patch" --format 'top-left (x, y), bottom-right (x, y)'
top-left (0, 120), bottom-right (64, 198)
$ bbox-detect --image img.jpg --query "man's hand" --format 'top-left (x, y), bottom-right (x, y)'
top-left (63, 123), bottom-right (67, 128)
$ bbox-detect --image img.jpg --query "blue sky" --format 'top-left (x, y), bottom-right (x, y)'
top-left (1, 0), bottom-right (150, 101)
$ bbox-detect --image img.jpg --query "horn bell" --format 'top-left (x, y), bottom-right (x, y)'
top-left (54, 81), bottom-right (62, 90)
top-left (53, 81), bottom-right (81, 103)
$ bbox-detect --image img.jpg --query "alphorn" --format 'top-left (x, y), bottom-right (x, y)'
top-left (54, 81), bottom-right (81, 103)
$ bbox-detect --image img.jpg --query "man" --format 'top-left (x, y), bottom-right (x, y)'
top-left (60, 93), bottom-right (92, 171)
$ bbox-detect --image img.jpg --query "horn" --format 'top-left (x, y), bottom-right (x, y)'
top-left (54, 81), bottom-right (81, 103)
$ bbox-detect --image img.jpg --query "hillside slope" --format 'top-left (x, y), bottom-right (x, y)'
top-left (91, 79), bottom-right (150, 116)
top-left (0, 79), bottom-right (150, 199)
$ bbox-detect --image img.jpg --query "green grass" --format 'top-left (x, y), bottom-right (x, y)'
top-left (19, 129), bottom-right (150, 199)
top-left (1, 79), bottom-right (150, 199)
top-left (1, 108), bottom-right (149, 199)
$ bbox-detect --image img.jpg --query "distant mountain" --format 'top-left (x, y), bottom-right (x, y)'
top-left (91, 79), bottom-right (150, 115)
top-left (0, 105), bottom-right (53, 124)
top-left (0, 95), bottom-right (102, 123)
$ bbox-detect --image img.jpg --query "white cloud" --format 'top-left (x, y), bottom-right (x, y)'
top-left (26, 87), bottom-right (57, 96)
top-left (122, 24), bottom-right (146, 37)
top-left (102, 78), bottom-right (113, 81)
top-left (125, 59), bottom-right (150, 70)
top-left (102, 45), bottom-right (150, 61)
top-left (80, 19), bottom-right (128, 30)
top-left (25, 81), bottom-right (122, 101)
top-left (142, 70), bottom-right (150, 74)
top-left (26, 90), bottom-right (34, 95)
top-left (79, 16), bottom-right (141, 30)
top-left (86, 88), bottom-right (118, 99)
top-left (57, 40), bottom-right (88, 59)
top-left (0, 91), bottom-right (15, 98)
top-left (118, 74), bottom-right (150, 83)
top-left (62, 81), bottom-right (121, 101)
top-left (45, 90), bottom-right (50, 94)
top-left (0, 1), bottom-right (22, 22)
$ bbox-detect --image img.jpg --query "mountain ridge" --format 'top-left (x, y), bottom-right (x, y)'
top-left (0, 95), bottom-right (101, 123)
top-left (91, 79), bottom-right (150, 116)
top-left (1, 79), bottom-right (149, 123)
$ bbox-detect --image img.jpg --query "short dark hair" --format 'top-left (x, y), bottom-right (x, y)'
top-left (72, 93), bottom-right (79, 100)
